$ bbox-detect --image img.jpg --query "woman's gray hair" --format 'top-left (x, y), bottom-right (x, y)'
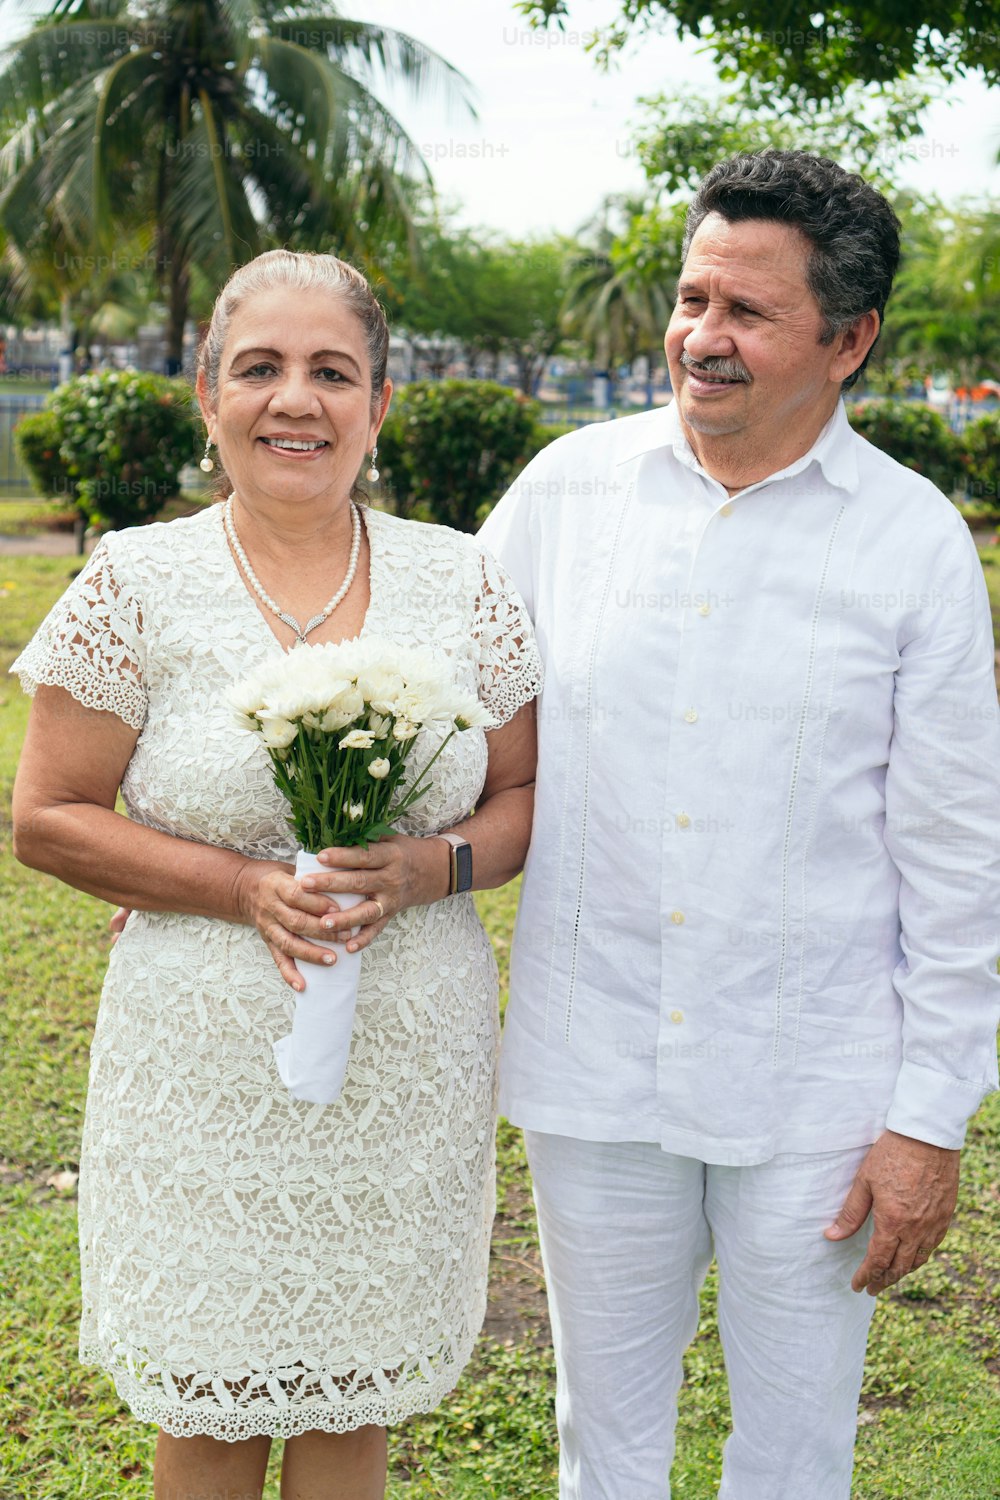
top-left (198, 249), bottom-right (390, 412)
top-left (682, 150), bottom-right (901, 389)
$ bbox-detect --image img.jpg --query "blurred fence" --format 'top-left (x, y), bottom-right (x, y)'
top-left (0, 392), bottom-right (47, 494)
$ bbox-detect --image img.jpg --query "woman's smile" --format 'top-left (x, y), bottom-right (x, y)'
top-left (258, 433), bottom-right (331, 458)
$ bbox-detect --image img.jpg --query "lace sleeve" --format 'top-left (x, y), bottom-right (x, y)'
top-left (9, 535), bottom-right (147, 730)
top-left (472, 546), bottom-right (543, 727)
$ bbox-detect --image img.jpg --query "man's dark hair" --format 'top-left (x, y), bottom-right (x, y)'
top-left (682, 150), bottom-right (901, 389)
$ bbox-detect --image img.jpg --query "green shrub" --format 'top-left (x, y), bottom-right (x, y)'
top-left (847, 399), bottom-right (961, 495)
top-left (528, 420), bottom-right (578, 450)
top-left (13, 409), bottom-right (66, 498)
top-left (961, 411), bottom-right (1000, 515)
top-left (377, 380), bottom-right (540, 532)
top-left (21, 369), bottom-right (199, 530)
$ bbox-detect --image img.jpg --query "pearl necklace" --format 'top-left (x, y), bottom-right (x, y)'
top-left (224, 493), bottom-right (362, 644)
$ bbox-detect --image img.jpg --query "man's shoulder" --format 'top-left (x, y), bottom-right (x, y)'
top-left (847, 424), bottom-right (969, 543)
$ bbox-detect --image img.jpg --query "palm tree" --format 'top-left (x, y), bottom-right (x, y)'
top-left (0, 0), bottom-right (473, 370)
top-left (876, 198), bottom-right (1000, 390)
top-left (561, 198), bottom-right (681, 400)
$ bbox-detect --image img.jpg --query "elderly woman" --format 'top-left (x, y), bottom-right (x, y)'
top-left (11, 250), bottom-right (540, 1500)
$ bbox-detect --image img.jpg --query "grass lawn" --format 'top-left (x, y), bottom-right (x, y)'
top-left (0, 492), bottom-right (213, 539)
top-left (1, 553), bottom-right (998, 1499)
top-left (0, 375), bottom-right (53, 394)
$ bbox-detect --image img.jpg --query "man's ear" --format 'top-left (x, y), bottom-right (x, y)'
top-left (830, 310), bottom-right (880, 385)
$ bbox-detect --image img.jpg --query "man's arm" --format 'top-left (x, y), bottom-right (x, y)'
top-left (882, 522), bottom-right (1000, 1145)
top-left (827, 521), bottom-right (1000, 1292)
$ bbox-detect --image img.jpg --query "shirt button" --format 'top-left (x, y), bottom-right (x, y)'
top-left (670, 910), bottom-right (685, 924)
top-left (697, 602), bottom-right (711, 616)
top-left (720, 503), bottom-right (733, 516)
top-left (670, 1009), bottom-right (684, 1024)
top-left (683, 709), bottom-right (698, 724)
top-left (676, 813), bottom-right (691, 829)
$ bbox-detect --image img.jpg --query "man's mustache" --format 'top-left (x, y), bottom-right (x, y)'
top-left (680, 351), bottom-right (752, 384)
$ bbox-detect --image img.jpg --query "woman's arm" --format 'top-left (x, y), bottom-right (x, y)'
top-left (12, 686), bottom-right (342, 979)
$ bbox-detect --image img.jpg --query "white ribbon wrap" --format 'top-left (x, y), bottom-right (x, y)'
top-left (272, 850), bottom-right (364, 1105)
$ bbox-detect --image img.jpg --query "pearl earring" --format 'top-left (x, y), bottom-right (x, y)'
top-left (366, 444), bottom-right (379, 483)
top-left (199, 437), bottom-right (215, 474)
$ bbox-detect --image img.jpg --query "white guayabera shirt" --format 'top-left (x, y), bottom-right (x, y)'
top-left (479, 400), bottom-right (1000, 1166)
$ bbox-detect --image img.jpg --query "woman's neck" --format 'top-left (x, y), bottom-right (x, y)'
top-left (230, 490), bottom-right (356, 565)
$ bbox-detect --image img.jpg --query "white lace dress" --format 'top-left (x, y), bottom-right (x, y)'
top-left (12, 502), bottom-right (541, 1441)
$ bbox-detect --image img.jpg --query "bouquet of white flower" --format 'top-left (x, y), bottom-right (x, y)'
top-left (228, 635), bottom-right (495, 850)
top-left (228, 637), bottom-right (494, 1106)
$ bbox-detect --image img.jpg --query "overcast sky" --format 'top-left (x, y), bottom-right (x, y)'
top-left (361, 0), bottom-right (1000, 234)
top-left (2, 0), bottom-right (998, 237)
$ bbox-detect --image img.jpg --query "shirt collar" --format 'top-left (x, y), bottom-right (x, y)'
top-left (614, 397), bottom-right (860, 495)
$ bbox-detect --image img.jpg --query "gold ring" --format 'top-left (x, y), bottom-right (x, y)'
top-left (372, 899), bottom-right (385, 921)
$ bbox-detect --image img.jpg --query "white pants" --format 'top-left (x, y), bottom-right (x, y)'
top-left (525, 1133), bottom-right (877, 1500)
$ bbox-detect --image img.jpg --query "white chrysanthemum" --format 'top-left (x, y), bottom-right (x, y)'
top-left (356, 667), bottom-right (406, 716)
top-left (230, 637), bottom-right (494, 746)
top-left (319, 698), bottom-right (364, 732)
top-left (225, 672), bottom-right (269, 724)
top-left (368, 758), bottom-right (391, 779)
top-left (257, 714), bottom-right (298, 749)
top-left (339, 728), bottom-right (376, 750)
top-left (342, 800), bottom-right (365, 820)
top-left (452, 694), bottom-right (497, 731)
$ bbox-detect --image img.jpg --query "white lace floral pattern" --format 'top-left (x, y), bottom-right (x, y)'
top-left (11, 503), bottom-right (542, 1439)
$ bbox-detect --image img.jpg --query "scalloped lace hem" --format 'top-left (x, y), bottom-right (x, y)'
top-left (80, 1340), bottom-right (474, 1440)
top-left (12, 662), bottom-right (147, 730)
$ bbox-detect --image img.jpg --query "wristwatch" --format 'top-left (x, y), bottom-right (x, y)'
top-left (437, 830), bottom-right (473, 895)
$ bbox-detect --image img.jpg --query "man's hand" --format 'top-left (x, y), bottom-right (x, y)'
top-left (824, 1130), bottom-right (960, 1295)
top-left (108, 907), bottom-right (131, 944)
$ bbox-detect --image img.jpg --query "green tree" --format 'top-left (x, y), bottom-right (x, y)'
top-left (875, 198), bottom-right (1000, 388)
top-left (516, 0), bottom-right (1000, 100)
top-left (0, 0), bottom-right (472, 370)
top-left (386, 221), bottom-right (570, 393)
top-left (382, 220), bottom-right (489, 378)
top-left (561, 202), bottom-right (681, 386)
top-left (471, 239), bottom-right (569, 394)
top-left (632, 79), bottom-right (931, 195)
top-left (3, 215), bottom-right (159, 363)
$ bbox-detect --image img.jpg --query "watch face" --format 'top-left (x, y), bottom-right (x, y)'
top-left (454, 842), bottom-right (473, 894)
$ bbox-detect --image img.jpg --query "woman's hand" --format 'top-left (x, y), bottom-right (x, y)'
top-left (298, 834), bottom-right (450, 955)
top-left (233, 859), bottom-right (354, 992)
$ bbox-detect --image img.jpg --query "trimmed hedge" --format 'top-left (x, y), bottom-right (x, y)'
top-left (377, 380), bottom-right (541, 533)
top-left (961, 411), bottom-right (1000, 513)
top-left (13, 409), bottom-right (65, 499)
top-left (15, 369), bottom-right (199, 531)
top-left (847, 399), bottom-right (961, 495)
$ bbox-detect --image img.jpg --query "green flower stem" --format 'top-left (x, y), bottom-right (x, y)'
top-left (391, 728), bottom-right (457, 820)
top-left (262, 718), bottom-right (465, 853)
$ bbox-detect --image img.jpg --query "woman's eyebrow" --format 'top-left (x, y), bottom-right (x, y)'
top-left (229, 346), bottom-right (362, 375)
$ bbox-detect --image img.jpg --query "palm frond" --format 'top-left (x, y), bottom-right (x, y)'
top-left (267, 14), bottom-right (477, 119)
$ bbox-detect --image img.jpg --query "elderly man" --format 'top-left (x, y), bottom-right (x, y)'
top-left (478, 150), bottom-right (1000, 1499)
